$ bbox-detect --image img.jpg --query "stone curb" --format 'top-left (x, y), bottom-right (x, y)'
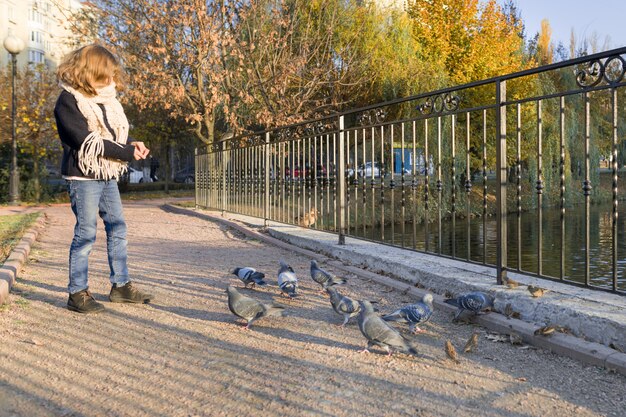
top-left (162, 204), bottom-right (626, 377)
top-left (0, 212), bottom-right (47, 305)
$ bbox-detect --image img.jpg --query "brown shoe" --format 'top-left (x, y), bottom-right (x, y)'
top-left (68, 290), bottom-right (105, 314)
top-left (109, 282), bottom-right (153, 304)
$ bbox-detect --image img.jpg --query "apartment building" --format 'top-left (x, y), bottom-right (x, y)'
top-left (0, 0), bottom-right (83, 69)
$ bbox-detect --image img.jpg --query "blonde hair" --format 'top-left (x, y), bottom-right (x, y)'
top-left (57, 44), bottom-right (125, 97)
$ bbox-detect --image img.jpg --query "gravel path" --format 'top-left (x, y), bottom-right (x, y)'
top-left (0, 200), bottom-right (624, 417)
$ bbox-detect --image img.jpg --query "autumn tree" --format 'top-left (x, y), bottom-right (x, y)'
top-left (225, 0), bottom-right (374, 129)
top-left (68, 0), bottom-right (240, 146)
top-left (69, 0), bottom-right (384, 146)
top-left (537, 19), bottom-right (554, 65)
top-left (347, 3), bottom-right (443, 105)
top-left (0, 65), bottom-right (58, 202)
top-left (407, 0), bottom-right (527, 84)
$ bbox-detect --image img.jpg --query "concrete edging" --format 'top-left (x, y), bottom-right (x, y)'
top-left (162, 204), bottom-right (626, 377)
top-left (0, 212), bottom-right (47, 305)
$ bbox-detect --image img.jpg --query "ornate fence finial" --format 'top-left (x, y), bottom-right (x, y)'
top-left (357, 109), bottom-right (387, 126)
top-left (417, 93), bottom-right (460, 115)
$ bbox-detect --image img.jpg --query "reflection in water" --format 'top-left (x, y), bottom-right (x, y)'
top-left (348, 201), bottom-right (626, 291)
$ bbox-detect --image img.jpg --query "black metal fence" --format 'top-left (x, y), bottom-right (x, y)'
top-left (196, 47), bottom-right (626, 295)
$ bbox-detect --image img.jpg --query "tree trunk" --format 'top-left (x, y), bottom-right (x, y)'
top-left (164, 140), bottom-right (171, 194)
top-left (207, 115), bottom-right (215, 144)
top-left (33, 151), bottom-right (40, 203)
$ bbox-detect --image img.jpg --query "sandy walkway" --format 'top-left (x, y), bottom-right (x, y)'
top-left (0, 200), bottom-right (624, 417)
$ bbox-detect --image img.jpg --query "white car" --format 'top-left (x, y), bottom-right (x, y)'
top-left (128, 167), bottom-right (149, 183)
top-left (357, 162), bottom-right (382, 178)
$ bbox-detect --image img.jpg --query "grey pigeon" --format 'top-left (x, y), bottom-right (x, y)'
top-left (444, 291), bottom-right (494, 321)
top-left (226, 285), bottom-right (284, 329)
top-left (277, 260), bottom-right (298, 298)
top-left (326, 287), bottom-right (360, 327)
top-left (230, 267), bottom-right (268, 288)
top-left (382, 293), bottom-right (434, 333)
top-left (357, 300), bottom-right (418, 356)
top-left (310, 260), bottom-right (346, 291)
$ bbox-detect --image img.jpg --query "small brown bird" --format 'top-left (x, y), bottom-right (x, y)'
top-left (504, 303), bottom-right (513, 318)
top-left (298, 208), bottom-right (318, 227)
top-left (505, 278), bottom-right (520, 288)
top-left (555, 325), bottom-right (571, 334)
top-left (463, 333), bottom-right (479, 353)
top-left (509, 332), bottom-right (523, 345)
top-left (445, 340), bottom-right (460, 363)
top-left (528, 285), bottom-right (546, 298)
top-left (534, 325), bottom-right (557, 336)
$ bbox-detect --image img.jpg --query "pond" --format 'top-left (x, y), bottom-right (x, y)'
top-left (347, 200), bottom-right (626, 291)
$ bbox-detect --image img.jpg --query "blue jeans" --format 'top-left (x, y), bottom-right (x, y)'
top-left (67, 180), bottom-right (129, 294)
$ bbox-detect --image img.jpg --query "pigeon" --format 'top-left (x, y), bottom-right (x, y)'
top-left (310, 260), bottom-right (346, 291)
top-left (277, 260), bottom-right (298, 298)
top-left (445, 340), bottom-right (459, 363)
top-left (326, 287), bottom-right (360, 327)
top-left (230, 267), bottom-right (268, 288)
top-left (357, 300), bottom-right (418, 356)
top-left (226, 285), bottom-right (284, 329)
top-left (381, 293), bottom-right (434, 333)
top-left (444, 291), bottom-right (494, 321)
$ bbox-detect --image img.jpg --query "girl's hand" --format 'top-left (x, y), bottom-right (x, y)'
top-left (132, 141), bottom-right (150, 159)
top-left (133, 147), bottom-right (145, 160)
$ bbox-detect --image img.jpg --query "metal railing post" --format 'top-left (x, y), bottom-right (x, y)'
top-left (222, 141), bottom-right (227, 215)
top-left (194, 148), bottom-right (199, 207)
top-left (495, 80), bottom-right (508, 284)
top-left (265, 132), bottom-right (270, 227)
top-left (338, 116), bottom-right (346, 245)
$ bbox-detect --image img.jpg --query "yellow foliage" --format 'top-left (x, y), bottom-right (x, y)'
top-left (537, 19), bottom-right (554, 65)
top-left (407, 0), bottom-right (528, 84)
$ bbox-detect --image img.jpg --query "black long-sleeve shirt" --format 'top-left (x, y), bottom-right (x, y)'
top-left (54, 90), bottom-right (135, 179)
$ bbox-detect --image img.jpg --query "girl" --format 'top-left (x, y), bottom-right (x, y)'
top-left (54, 44), bottom-right (153, 313)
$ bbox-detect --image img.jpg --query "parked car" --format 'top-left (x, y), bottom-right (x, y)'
top-left (128, 166), bottom-right (149, 183)
top-left (293, 166), bottom-right (309, 178)
top-left (285, 164), bottom-right (329, 180)
top-left (315, 164), bottom-right (328, 179)
top-left (174, 167), bottom-right (195, 183)
top-left (357, 162), bottom-right (382, 178)
top-left (285, 166), bottom-right (309, 179)
top-left (44, 164), bottom-right (64, 189)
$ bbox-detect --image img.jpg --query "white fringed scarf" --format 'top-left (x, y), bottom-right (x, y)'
top-left (60, 82), bottom-right (129, 180)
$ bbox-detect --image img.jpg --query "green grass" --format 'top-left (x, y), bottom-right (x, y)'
top-left (121, 188), bottom-right (194, 201)
top-left (47, 186), bottom-right (194, 204)
top-left (13, 298), bottom-right (29, 308)
top-left (174, 200), bottom-right (196, 208)
top-left (0, 212), bottom-right (40, 264)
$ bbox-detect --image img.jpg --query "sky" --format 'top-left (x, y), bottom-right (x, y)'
top-left (501, 0), bottom-right (626, 52)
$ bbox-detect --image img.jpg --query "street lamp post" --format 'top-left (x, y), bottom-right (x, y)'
top-left (3, 35), bottom-right (25, 205)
